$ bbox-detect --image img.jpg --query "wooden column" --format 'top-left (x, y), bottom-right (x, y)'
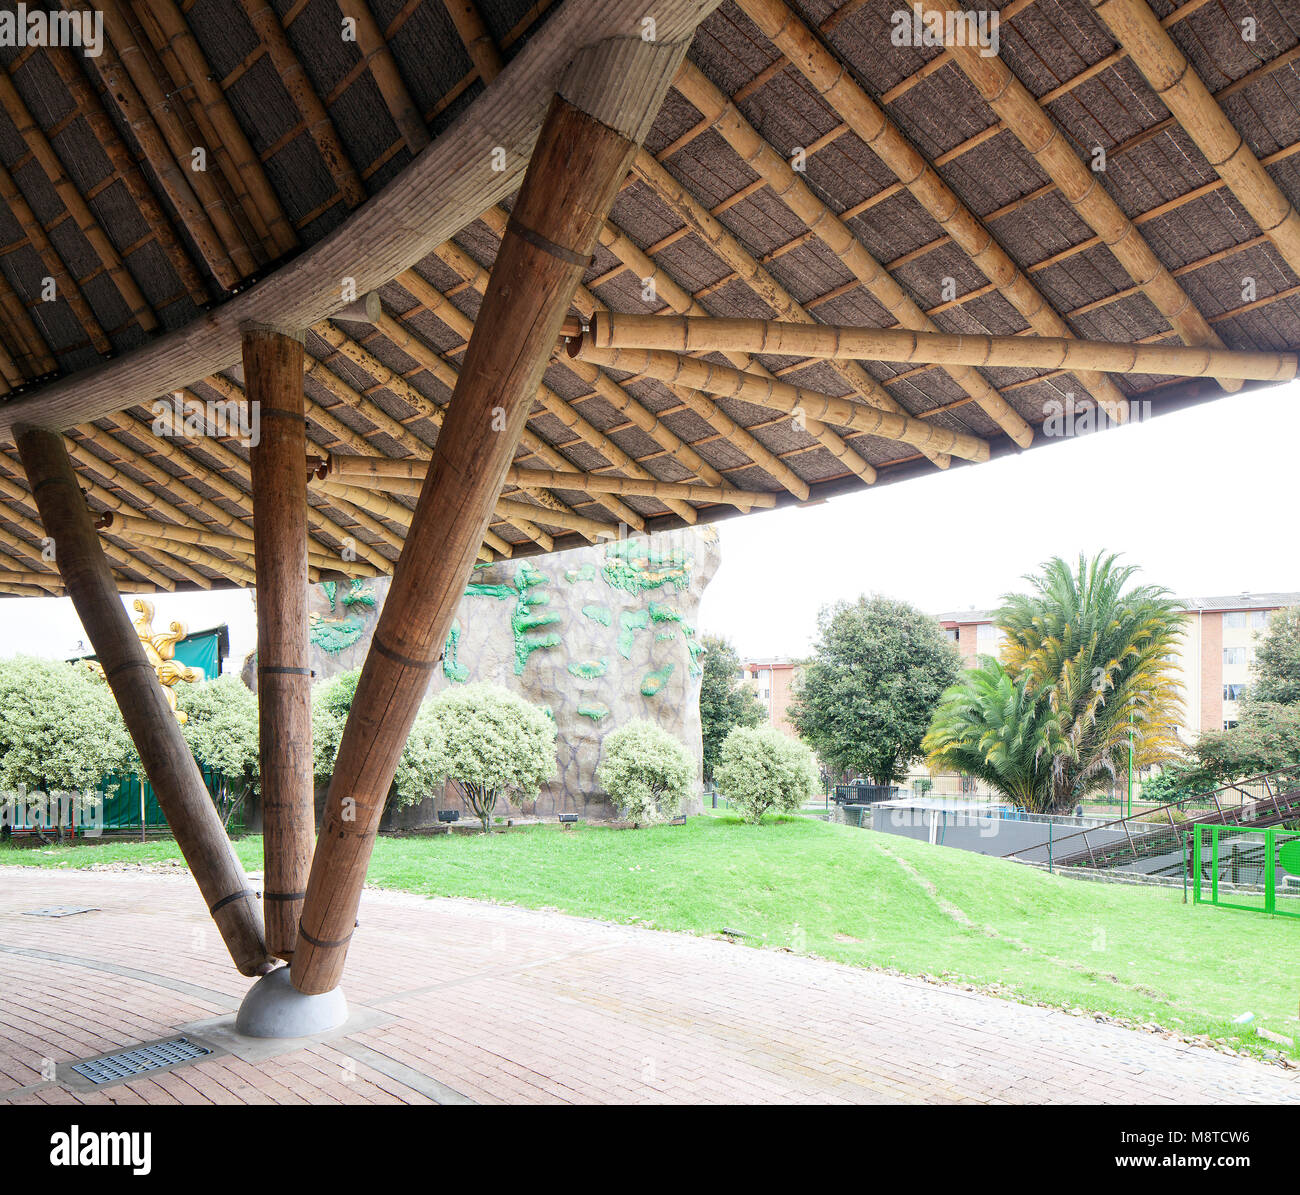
top-left (244, 326), bottom-right (313, 962)
top-left (14, 425), bottom-right (274, 977)
top-left (290, 93), bottom-right (643, 995)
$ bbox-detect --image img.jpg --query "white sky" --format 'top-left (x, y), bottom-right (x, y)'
top-left (1, 382), bottom-right (1295, 667)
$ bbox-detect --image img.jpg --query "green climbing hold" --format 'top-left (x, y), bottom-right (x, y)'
top-left (640, 663), bottom-right (674, 697)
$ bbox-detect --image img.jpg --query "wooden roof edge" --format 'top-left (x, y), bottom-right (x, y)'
top-left (0, 0), bottom-right (723, 446)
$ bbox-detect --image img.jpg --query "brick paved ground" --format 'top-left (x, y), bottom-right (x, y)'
top-left (1, 866), bottom-right (1296, 1105)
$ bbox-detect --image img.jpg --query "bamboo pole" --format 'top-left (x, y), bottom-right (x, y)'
top-left (576, 340), bottom-right (991, 462)
top-left (337, 0), bottom-right (429, 154)
top-left (43, 42), bottom-right (208, 304)
top-left (102, 526), bottom-right (257, 586)
top-left (737, 0), bottom-right (1143, 418)
top-left (0, 59), bottom-right (157, 333)
top-left (673, 61), bottom-right (1035, 447)
top-left (588, 219), bottom-right (813, 499)
top-left (585, 313), bottom-right (1297, 384)
top-left (244, 326), bottom-right (314, 962)
top-left (912, 0), bottom-right (1238, 394)
top-left (77, 0), bottom-right (252, 287)
top-left (440, 0), bottom-right (504, 83)
top-left (134, 0), bottom-right (297, 258)
top-left (1090, 0), bottom-right (1300, 286)
top-left (292, 89), bottom-right (649, 996)
top-left (67, 0), bottom-right (243, 288)
top-left (15, 425), bottom-right (273, 976)
top-left (236, 0), bottom-right (367, 208)
top-left (324, 452), bottom-right (777, 510)
top-left (0, 159), bottom-right (110, 355)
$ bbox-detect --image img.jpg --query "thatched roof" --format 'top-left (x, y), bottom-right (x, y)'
top-left (0, 0), bottom-right (1296, 595)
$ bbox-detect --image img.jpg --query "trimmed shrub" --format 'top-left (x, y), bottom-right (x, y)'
top-left (431, 682), bottom-right (556, 831)
top-left (597, 719), bottom-right (693, 824)
top-left (714, 725), bottom-right (819, 824)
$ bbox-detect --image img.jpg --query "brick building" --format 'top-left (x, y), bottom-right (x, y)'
top-left (937, 592), bottom-right (1300, 742)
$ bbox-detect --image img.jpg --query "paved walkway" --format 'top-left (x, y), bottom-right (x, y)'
top-left (1, 866), bottom-right (1296, 1105)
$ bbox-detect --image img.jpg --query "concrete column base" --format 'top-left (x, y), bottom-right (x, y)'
top-left (235, 965), bottom-right (348, 1039)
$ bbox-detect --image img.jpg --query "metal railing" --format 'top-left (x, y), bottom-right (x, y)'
top-left (1002, 764), bottom-right (1300, 872)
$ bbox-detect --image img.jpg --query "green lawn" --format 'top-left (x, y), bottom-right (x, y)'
top-left (4, 814), bottom-right (1297, 1057)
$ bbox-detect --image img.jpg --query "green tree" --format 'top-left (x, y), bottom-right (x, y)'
top-left (312, 670), bottom-right (447, 811)
top-left (698, 635), bottom-right (763, 779)
top-left (713, 725), bottom-right (819, 824)
top-left (597, 719), bottom-right (693, 824)
top-left (923, 660), bottom-right (1071, 812)
top-left (925, 553), bottom-right (1186, 813)
top-left (432, 682), bottom-right (556, 831)
top-left (1250, 606), bottom-right (1300, 706)
top-left (0, 657), bottom-right (134, 837)
top-left (1193, 702), bottom-right (1300, 781)
top-left (177, 675), bottom-right (260, 828)
top-left (788, 596), bottom-right (959, 785)
top-left (996, 553), bottom-right (1186, 810)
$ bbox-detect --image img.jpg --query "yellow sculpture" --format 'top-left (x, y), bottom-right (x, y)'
top-left (86, 599), bottom-right (201, 723)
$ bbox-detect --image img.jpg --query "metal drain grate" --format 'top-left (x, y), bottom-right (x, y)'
top-left (71, 1037), bottom-right (212, 1085)
top-left (22, 906), bottom-right (99, 918)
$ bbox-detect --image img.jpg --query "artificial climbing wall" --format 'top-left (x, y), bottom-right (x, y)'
top-left (301, 527), bottom-right (720, 819)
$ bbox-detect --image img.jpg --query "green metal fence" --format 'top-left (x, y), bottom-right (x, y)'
top-left (95, 766), bottom-right (244, 835)
top-left (1193, 823), bottom-right (1300, 919)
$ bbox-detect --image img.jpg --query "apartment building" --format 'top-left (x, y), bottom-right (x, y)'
top-left (936, 591), bottom-right (1300, 743)
top-left (739, 657), bottom-right (802, 737)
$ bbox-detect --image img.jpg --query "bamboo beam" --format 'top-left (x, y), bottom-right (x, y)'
top-left (0, 56), bottom-right (157, 333)
top-left (134, 0), bottom-right (297, 258)
top-left (736, 0), bottom-right (1139, 421)
top-left (103, 526), bottom-right (257, 586)
top-left (1089, 0), bottom-right (1300, 287)
top-left (632, 148), bottom-right (925, 476)
top-left (15, 424), bottom-right (273, 976)
top-left (66, 0), bottom-right (243, 290)
top-left (236, 0), bottom-right (367, 209)
top-left (587, 219), bottom-right (813, 499)
top-left (926, 0), bottom-right (1235, 393)
top-left (325, 453), bottom-right (777, 510)
top-left (337, 0), bottom-right (429, 154)
top-left (141, 395), bottom-right (379, 569)
top-left (423, 240), bottom-right (724, 501)
top-left (441, 0), bottom-right (504, 84)
top-left (575, 341), bottom-right (992, 462)
top-left (292, 64), bottom-right (677, 994)
top-left (585, 313), bottom-right (1297, 384)
top-left (0, 157), bottom-right (110, 356)
top-left (44, 41), bottom-right (208, 304)
top-left (673, 61), bottom-right (1033, 448)
top-left (0, 458), bottom-right (179, 589)
top-left (244, 326), bottom-right (313, 962)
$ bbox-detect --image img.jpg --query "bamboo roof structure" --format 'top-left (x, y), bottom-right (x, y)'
top-left (1, 0), bottom-right (1298, 596)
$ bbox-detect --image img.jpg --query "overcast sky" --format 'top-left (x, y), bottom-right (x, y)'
top-left (1, 381), bottom-right (1295, 667)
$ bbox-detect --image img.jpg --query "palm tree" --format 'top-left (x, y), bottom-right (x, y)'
top-left (924, 659), bottom-right (1072, 813)
top-left (925, 553), bottom-right (1186, 813)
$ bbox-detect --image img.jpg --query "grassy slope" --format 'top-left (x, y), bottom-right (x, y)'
top-left (4, 815), bottom-right (1296, 1055)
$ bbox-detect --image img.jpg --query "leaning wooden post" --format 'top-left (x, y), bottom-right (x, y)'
top-left (244, 325), bottom-right (313, 962)
top-left (291, 42), bottom-right (688, 995)
top-left (14, 425), bottom-right (274, 977)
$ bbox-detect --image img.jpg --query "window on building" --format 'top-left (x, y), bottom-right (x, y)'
top-left (1223, 612), bottom-right (1247, 629)
top-left (1224, 684), bottom-right (1247, 702)
top-left (1250, 610), bottom-right (1271, 630)
top-left (1224, 647), bottom-right (1247, 666)
top-left (976, 624), bottom-right (1004, 654)
top-left (945, 627), bottom-right (959, 643)
top-left (1223, 720), bottom-right (1239, 730)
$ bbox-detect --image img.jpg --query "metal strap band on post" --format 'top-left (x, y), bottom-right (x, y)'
top-left (297, 925), bottom-right (354, 950)
top-left (370, 635), bottom-right (438, 671)
top-left (505, 213), bottom-right (594, 267)
top-left (210, 889), bottom-right (257, 915)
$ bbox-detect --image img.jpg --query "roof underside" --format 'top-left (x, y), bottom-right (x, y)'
top-left (0, 0), bottom-right (1297, 596)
